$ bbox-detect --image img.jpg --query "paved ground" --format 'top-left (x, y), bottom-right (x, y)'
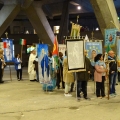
top-left (0, 66), bottom-right (120, 120)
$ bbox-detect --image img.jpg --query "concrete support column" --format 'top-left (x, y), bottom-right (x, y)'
top-left (0, 5), bottom-right (21, 36)
top-left (58, 0), bottom-right (69, 44)
top-left (25, 2), bottom-right (54, 48)
top-left (90, 0), bottom-right (120, 36)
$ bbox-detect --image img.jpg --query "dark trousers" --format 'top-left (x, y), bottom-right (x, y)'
top-left (70, 82), bottom-right (74, 92)
top-left (0, 68), bottom-right (2, 82)
top-left (109, 72), bottom-right (117, 94)
top-left (96, 76), bottom-right (105, 97)
top-left (77, 81), bottom-right (87, 98)
top-left (17, 69), bottom-right (22, 79)
top-left (36, 70), bottom-right (39, 82)
top-left (56, 72), bottom-right (61, 89)
top-left (118, 72), bottom-right (120, 82)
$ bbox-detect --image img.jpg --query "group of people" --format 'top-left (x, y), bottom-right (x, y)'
top-left (25, 48), bottom-right (118, 100)
top-left (0, 47), bottom-right (118, 101)
top-left (63, 49), bottom-right (117, 100)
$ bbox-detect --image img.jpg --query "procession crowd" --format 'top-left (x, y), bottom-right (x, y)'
top-left (27, 49), bottom-right (118, 100)
top-left (0, 48), bottom-right (118, 100)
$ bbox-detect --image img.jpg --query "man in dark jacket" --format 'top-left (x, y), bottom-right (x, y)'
top-left (108, 50), bottom-right (117, 96)
top-left (76, 50), bottom-right (91, 100)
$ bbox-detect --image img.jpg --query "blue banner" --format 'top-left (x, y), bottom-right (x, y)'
top-left (117, 38), bottom-right (120, 71)
top-left (105, 28), bottom-right (118, 47)
top-left (2, 39), bottom-right (14, 62)
top-left (85, 42), bottom-right (102, 66)
top-left (37, 44), bottom-right (49, 83)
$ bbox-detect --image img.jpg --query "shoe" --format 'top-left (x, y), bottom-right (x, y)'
top-left (116, 83), bottom-right (118, 85)
top-left (30, 80), bottom-right (35, 82)
top-left (110, 94), bottom-right (115, 97)
top-left (84, 97), bottom-right (91, 100)
top-left (18, 79), bottom-right (20, 81)
top-left (113, 93), bottom-right (117, 96)
top-left (102, 95), bottom-right (108, 98)
top-left (64, 93), bottom-right (72, 97)
top-left (97, 97), bottom-right (102, 99)
top-left (0, 81), bottom-right (4, 83)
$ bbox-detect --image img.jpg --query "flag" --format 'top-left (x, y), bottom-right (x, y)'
top-left (52, 36), bottom-right (58, 55)
top-left (106, 44), bottom-right (112, 53)
top-left (52, 36), bottom-right (59, 68)
top-left (20, 39), bottom-right (26, 45)
top-left (3, 42), bottom-right (7, 48)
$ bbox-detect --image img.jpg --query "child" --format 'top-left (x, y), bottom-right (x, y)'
top-left (14, 54), bottom-right (22, 81)
top-left (94, 54), bottom-right (107, 98)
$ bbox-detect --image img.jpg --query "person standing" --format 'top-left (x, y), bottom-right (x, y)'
top-left (108, 50), bottom-right (117, 96)
top-left (63, 51), bottom-right (74, 97)
top-left (28, 49), bottom-right (36, 81)
top-left (0, 54), bottom-right (4, 83)
top-left (94, 54), bottom-right (107, 98)
top-left (59, 52), bottom-right (65, 89)
top-left (76, 50), bottom-right (91, 100)
top-left (56, 52), bottom-right (64, 89)
top-left (33, 56), bottom-right (39, 82)
top-left (14, 54), bottom-right (22, 81)
top-left (0, 49), bottom-right (6, 83)
top-left (89, 50), bottom-right (97, 81)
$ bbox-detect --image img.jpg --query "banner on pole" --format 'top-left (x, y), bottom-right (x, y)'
top-left (70, 23), bottom-right (82, 37)
top-left (66, 39), bottom-right (85, 72)
top-left (85, 42), bottom-right (102, 65)
top-left (2, 39), bottom-right (14, 62)
top-left (105, 28), bottom-right (118, 47)
top-left (117, 39), bottom-right (120, 68)
top-left (37, 44), bottom-right (49, 83)
top-left (117, 31), bottom-right (120, 71)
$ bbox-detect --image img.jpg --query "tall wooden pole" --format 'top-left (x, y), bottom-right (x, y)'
top-left (5, 32), bottom-right (12, 81)
top-left (21, 45), bottom-right (23, 61)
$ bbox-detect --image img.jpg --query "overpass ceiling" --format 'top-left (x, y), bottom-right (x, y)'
top-left (40, 0), bottom-right (120, 17)
top-left (1, 0), bottom-right (120, 19)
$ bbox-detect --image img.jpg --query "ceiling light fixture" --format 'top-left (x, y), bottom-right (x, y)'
top-left (77, 6), bottom-right (81, 10)
top-left (96, 28), bottom-right (99, 31)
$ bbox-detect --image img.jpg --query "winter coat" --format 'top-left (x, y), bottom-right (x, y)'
top-left (108, 56), bottom-right (117, 73)
top-left (63, 57), bottom-right (74, 83)
top-left (94, 64), bottom-right (106, 82)
top-left (28, 53), bottom-right (36, 80)
top-left (14, 58), bottom-right (22, 70)
top-left (77, 56), bottom-right (91, 81)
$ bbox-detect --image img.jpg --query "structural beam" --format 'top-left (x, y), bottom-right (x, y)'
top-left (25, 2), bottom-right (54, 48)
top-left (0, 4), bottom-right (21, 37)
top-left (90, 0), bottom-right (120, 36)
top-left (42, 4), bottom-right (53, 19)
top-left (21, 0), bottom-right (34, 9)
top-left (58, 0), bottom-right (69, 43)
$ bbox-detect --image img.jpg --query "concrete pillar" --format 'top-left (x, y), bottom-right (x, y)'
top-left (25, 2), bottom-right (54, 48)
top-left (58, 0), bottom-right (69, 44)
top-left (0, 4), bottom-right (21, 36)
top-left (90, 0), bottom-right (120, 36)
